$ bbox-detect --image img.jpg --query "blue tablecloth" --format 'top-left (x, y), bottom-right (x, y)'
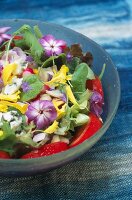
top-left (0, 0), bottom-right (132, 199)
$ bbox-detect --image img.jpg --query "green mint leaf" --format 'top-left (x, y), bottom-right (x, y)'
top-left (86, 64), bottom-right (95, 80)
top-left (71, 63), bottom-right (88, 99)
top-left (14, 24), bottom-right (44, 64)
top-left (20, 75), bottom-right (43, 102)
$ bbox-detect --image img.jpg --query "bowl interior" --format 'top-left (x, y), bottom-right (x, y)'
top-left (0, 19), bottom-right (120, 176)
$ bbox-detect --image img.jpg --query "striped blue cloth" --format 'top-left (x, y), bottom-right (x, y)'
top-left (0, 0), bottom-right (132, 199)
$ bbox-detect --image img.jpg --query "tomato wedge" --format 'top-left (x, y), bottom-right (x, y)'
top-left (13, 35), bottom-right (23, 40)
top-left (0, 151), bottom-right (10, 159)
top-left (86, 76), bottom-right (104, 98)
top-left (70, 113), bottom-right (102, 148)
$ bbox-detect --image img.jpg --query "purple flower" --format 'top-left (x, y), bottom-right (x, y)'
top-left (66, 52), bottom-right (72, 62)
top-left (0, 27), bottom-right (11, 44)
top-left (90, 91), bottom-right (104, 117)
top-left (26, 100), bottom-right (57, 129)
top-left (26, 56), bottom-right (34, 62)
top-left (39, 34), bottom-right (66, 57)
top-left (21, 82), bottom-right (32, 92)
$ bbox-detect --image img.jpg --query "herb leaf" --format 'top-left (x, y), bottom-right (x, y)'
top-left (0, 121), bottom-right (17, 154)
top-left (0, 121), bottom-right (15, 141)
top-left (71, 63), bottom-right (88, 99)
top-left (14, 24), bottom-right (44, 64)
top-left (33, 25), bottom-right (43, 39)
top-left (20, 74), bottom-right (43, 102)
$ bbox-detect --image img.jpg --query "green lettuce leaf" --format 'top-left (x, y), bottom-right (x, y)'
top-left (73, 113), bottom-right (89, 127)
top-left (0, 121), bottom-right (15, 141)
top-left (18, 132), bottom-right (37, 147)
top-left (0, 121), bottom-right (17, 154)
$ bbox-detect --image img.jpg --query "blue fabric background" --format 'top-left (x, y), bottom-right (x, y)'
top-left (0, 0), bottom-right (132, 199)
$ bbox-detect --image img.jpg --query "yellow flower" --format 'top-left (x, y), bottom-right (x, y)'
top-left (2, 63), bottom-right (17, 85)
top-left (65, 85), bottom-right (78, 105)
top-left (33, 69), bottom-right (38, 74)
top-left (52, 98), bottom-right (66, 120)
top-left (0, 104), bottom-right (8, 112)
top-left (46, 65), bottom-right (72, 86)
top-left (44, 120), bottom-right (59, 134)
top-left (0, 101), bottom-right (28, 114)
top-left (0, 90), bottom-right (21, 103)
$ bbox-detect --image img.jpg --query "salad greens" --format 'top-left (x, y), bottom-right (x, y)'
top-left (0, 24), bottom-right (105, 158)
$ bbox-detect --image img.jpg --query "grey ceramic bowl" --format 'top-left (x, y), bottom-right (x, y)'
top-left (0, 19), bottom-right (120, 176)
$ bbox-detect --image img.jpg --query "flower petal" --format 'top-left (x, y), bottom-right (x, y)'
top-left (1, 33), bottom-right (11, 40)
top-left (44, 120), bottom-right (59, 134)
top-left (26, 106), bottom-right (39, 120)
top-left (43, 34), bottom-right (55, 43)
top-left (35, 114), bottom-right (50, 129)
top-left (0, 37), bottom-right (3, 44)
top-left (0, 27), bottom-right (11, 34)
top-left (30, 100), bottom-right (40, 111)
top-left (53, 46), bottom-right (62, 55)
top-left (56, 39), bottom-right (66, 47)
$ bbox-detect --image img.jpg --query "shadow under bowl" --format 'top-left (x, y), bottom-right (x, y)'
top-left (0, 19), bottom-right (120, 176)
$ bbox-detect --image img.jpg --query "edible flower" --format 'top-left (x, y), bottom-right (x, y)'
top-left (44, 120), bottom-right (59, 134)
top-left (90, 91), bottom-right (104, 117)
top-left (0, 47), bottom-right (27, 75)
top-left (26, 100), bottom-right (57, 129)
top-left (39, 34), bottom-right (66, 57)
top-left (2, 63), bottom-right (17, 85)
top-left (0, 90), bottom-right (21, 102)
top-left (0, 27), bottom-right (11, 44)
top-left (0, 101), bottom-right (28, 114)
top-left (65, 85), bottom-right (78, 105)
top-left (46, 65), bottom-right (72, 86)
top-left (52, 99), bottom-right (66, 120)
top-left (21, 82), bottom-right (32, 92)
top-left (0, 104), bottom-right (8, 112)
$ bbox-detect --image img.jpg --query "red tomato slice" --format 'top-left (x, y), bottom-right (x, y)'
top-left (86, 76), bottom-right (104, 97)
top-left (70, 113), bottom-right (102, 148)
top-left (0, 151), bottom-right (11, 159)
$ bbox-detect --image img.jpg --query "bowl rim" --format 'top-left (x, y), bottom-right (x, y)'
top-left (0, 19), bottom-right (121, 169)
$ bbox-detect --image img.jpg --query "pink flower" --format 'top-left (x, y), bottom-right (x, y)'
top-left (26, 100), bottom-right (57, 129)
top-left (39, 34), bottom-right (66, 57)
top-left (0, 27), bottom-right (11, 44)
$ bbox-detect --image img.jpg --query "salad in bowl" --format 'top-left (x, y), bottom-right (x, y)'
top-left (0, 25), bottom-right (105, 159)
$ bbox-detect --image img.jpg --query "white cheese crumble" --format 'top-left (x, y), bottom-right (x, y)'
top-left (0, 111), bottom-right (22, 131)
top-left (3, 77), bottom-right (23, 95)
